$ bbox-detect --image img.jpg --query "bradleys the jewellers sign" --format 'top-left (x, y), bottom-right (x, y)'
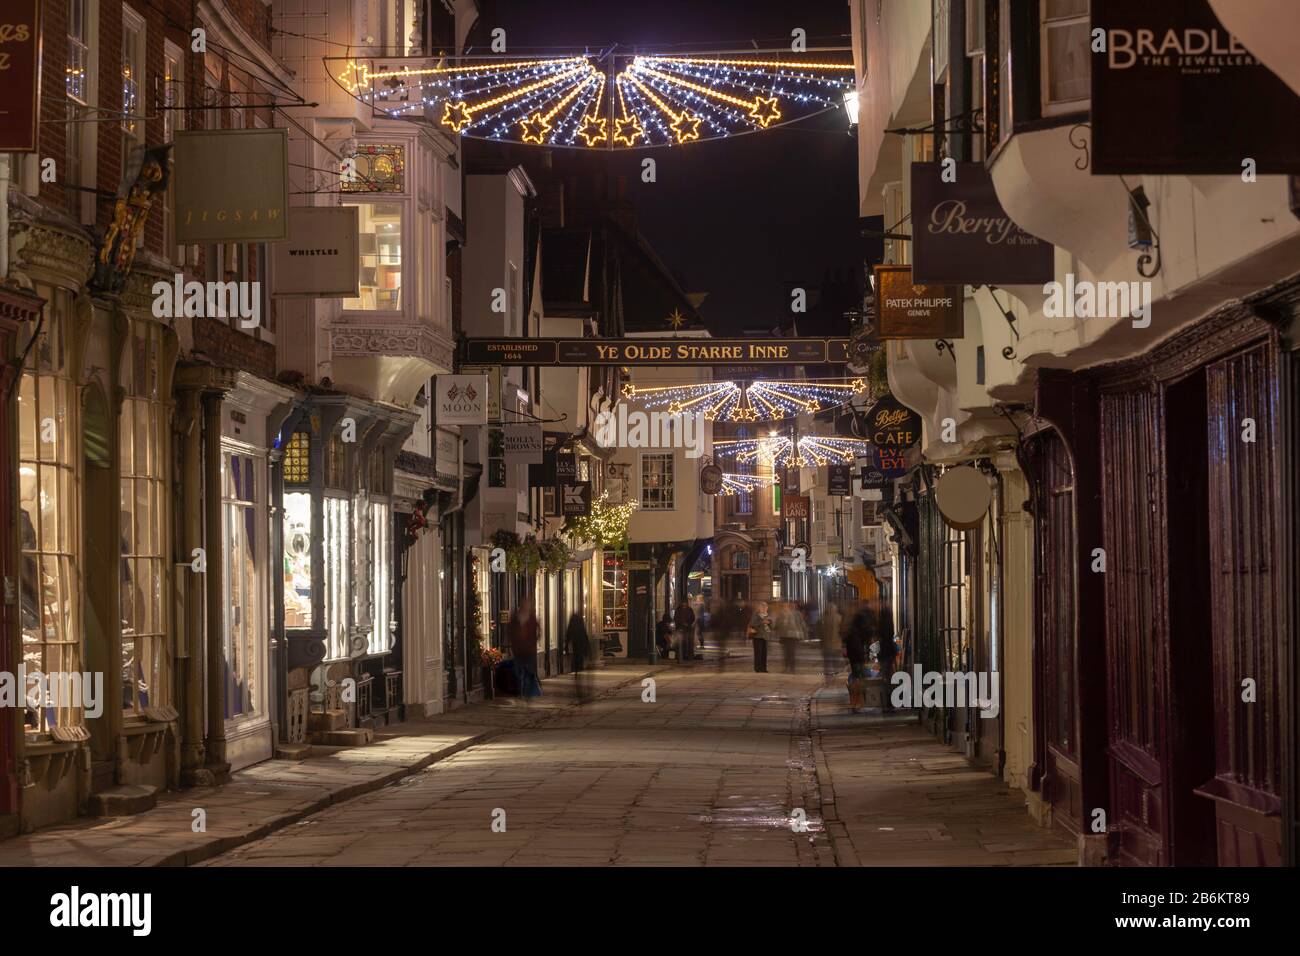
top-left (910, 162), bottom-right (1054, 286)
top-left (464, 338), bottom-right (852, 366)
top-left (1092, 0), bottom-right (1300, 173)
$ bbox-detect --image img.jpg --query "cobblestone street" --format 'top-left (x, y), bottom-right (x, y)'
top-left (199, 649), bottom-right (1073, 867)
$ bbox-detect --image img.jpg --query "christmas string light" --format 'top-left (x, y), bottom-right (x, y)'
top-left (621, 378), bottom-right (866, 422)
top-left (713, 434), bottom-right (872, 469)
top-left (719, 472), bottom-right (777, 496)
top-left (331, 49), bottom-right (852, 149)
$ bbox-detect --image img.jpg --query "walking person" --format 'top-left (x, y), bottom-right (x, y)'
top-left (774, 602), bottom-right (805, 674)
top-left (565, 611), bottom-right (592, 704)
top-left (843, 602), bottom-right (873, 713)
top-left (507, 598), bottom-right (542, 704)
top-left (749, 600), bottom-right (772, 673)
top-left (819, 602), bottom-right (843, 678)
top-left (674, 598), bottom-right (696, 662)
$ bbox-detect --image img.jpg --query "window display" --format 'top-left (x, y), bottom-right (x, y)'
top-left (120, 319), bottom-right (170, 717)
top-left (324, 495), bottom-right (351, 659)
top-left (17, 293), bottom-right (85, 737)
top-left (224, 451), bottom-right (261, 720)
top-left (283, 491), bottom-right (313, 629)
top-left (602, 551), bottom-right (628, 628)
top-left (369, 499), bottom-right (392, 655)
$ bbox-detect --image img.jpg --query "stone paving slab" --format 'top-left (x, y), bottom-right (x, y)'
top-left (0, 663), bottom-right (658, 868)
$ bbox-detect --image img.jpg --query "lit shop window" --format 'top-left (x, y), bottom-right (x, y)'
top-left (323, 496), bottom-right (352, 660)
top-left (368, 500), bottom-right (392, 655)
top-left (17, 293), bottom-right (85, 738)
top-left (602, 552), bottom-right (628, 629)
top-left (343, 202), bottom-right (403, 311)
top-left (120, 319), bottom-right (170, 716)
top-left (224, 452), bottom-right (261, 720)
top-left (283, 490), bottom-right (313, 629)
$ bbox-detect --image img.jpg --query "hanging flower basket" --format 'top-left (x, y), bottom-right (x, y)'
top-left (480, 646), bottom-right (503, 669)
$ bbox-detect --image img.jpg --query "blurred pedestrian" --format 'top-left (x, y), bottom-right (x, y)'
top-left (844, 602), bottom-right (874, 712)
top-left (508, 598), bottom-right (542, 703)
top-left (774, 602), bottom-right (805, 673)
top-left (749, 600), bottom-right (772, 672)
top-left (565, 611), bottom-right (592, 703)
top-left (674, 598), bottom-right (697, 661)
top-left (820, 602), bottom-right (843, 677)
top-left (656, 612), bottom-right (675, 660)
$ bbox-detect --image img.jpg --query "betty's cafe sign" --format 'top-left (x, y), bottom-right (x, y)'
top-left (866, 395), bottom-right (921, 479)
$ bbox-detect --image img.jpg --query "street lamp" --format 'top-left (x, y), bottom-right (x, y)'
top-left (843, 90), bottom-right (860, 130)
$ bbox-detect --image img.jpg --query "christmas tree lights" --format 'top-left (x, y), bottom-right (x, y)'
top-left (330, 49), bottom-right (853, 149)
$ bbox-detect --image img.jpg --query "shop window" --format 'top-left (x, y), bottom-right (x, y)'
top-left (324, 496), bottom-right (352, 659)
top-left (602, 552), bottom-right (628, 629)
top-left (18, 293), bottom-right (85, 738)
top-left (640, 452), bottom-right (674, 510)
top-left (343, 202), bottom-right (403, 311)
top-left (283, 491), bottom-right (314, 628)
top-left (369, 499), bottom-right (392, 655)
top-left (224, 452), bottom-right (261, 720)
top-left (120, 319), bottom-right (170, 717)
top-left (1040, 0), bottom-right (1090, 115)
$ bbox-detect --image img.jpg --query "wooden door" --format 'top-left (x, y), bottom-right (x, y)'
top-left (1198, 343), bottom-right (1285, 865)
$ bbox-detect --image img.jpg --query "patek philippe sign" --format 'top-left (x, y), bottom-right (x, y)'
top-left (503, 424), bottom-right (543, 464)
top-left (0, 2), bottom-right (40, 151)
top-left (434, 374), bottom-right (488, 425)
top-left (173, 129), bottom-right (290, 242)
top-left (873, 265), bottom-right (963, 339)
top-left (1092, 0), bottom-right (1300, 173)
top-left (271, 206), bottom-right (360, 297)
top-left (910, 162), bottom-right (1055, 286)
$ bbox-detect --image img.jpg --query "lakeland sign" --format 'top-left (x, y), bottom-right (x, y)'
top-left (464, 337), bottom-right (851, 366)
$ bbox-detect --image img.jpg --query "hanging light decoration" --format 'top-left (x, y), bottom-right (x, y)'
top-left (713, 434), bottom-right (872, 469)
top-left (719, 472), bottom-right (777, 496)
top-left (332, 50), bottom-right (854, 149)
top-left (620, 377), bottom-right (866, 423)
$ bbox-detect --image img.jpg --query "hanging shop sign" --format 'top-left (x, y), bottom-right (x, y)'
top-left (783, 495), bottom-right (810, 520)
top-left (865, 395), bottom-right (922, 447)
top-left (458, 364), bottom-right (501, 421)
top-left (503, 424), bottom-right (543, 464)
top-left (0, 2), bottom-right (41, 151)
top-left (528, 431), bottom-right (568, 487)
top-left (434, 374), bottom-right (488, 425)
top-left (872, 265), bottom-right (963, 339)
top-left (560, 481), bottom-right (593, 517)
top-left (910, 162), bottom-right (1055, 286)
top-left (700, 462), bottom-right (724, 495)
top-left (857, 453), bottom-right (888, 493)
top-left (463, 337), bottom-right (851, 366)
top-left (272, 206), bottom-right (360, 297)
top-left (828, 463), bottom-right (852, 497)
top-left (556, 451), bottom-right (577, 485)
top-left (1091, 0), bottom-right (1300, 174)
top-left (173, 128), bottom-right (290, 242)
top-left (935, 465), bottom-right (992, 530)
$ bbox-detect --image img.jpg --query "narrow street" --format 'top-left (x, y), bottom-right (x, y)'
top-left (202, 648), bottom-right (1072, 867)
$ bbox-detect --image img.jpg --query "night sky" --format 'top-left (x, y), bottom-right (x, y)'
top-left (467, 0), bottom-right (864, 336)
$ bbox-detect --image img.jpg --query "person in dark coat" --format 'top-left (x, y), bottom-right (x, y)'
top-left (565, 611), bottom-right (592, 703)
top-left (844, 603), bottom-right (873, 712)
top-left (674, 599), bottom-right (697, 661)
top-left (656, 613), bottom-right (675, 660)
top-left (508, 598), bottom-right (541, 702)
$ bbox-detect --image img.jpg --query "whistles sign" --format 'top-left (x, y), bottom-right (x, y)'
top-left (1092, 0), bottom-right (1300, 173)
top-left (0, 3), bottom-right (41, 152)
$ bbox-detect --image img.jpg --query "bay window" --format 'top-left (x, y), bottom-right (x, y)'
top-left (640, 453), bottom-right (675, 510)
top-left (119, 318), bottom-right (171, 717)
top-left (18, 291), bottom-right (85, 738)
top-left (343, 201), bottom-right (403, 311)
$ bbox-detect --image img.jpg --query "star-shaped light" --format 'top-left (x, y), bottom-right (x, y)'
top-left (577, 113), bottom-right (608, 146)
top-left (748, 96), bottom-right (782, 128)
top-left (666, 308), bottom-right (686, 329)
top-left (520, 111), bottom-right (552, 144)
top-left (614, 115), bottom-right (644, 146)
top-left (671, 112), bottom-right (702, 143)
top-left (441, 100), bottom-right (472, 132)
